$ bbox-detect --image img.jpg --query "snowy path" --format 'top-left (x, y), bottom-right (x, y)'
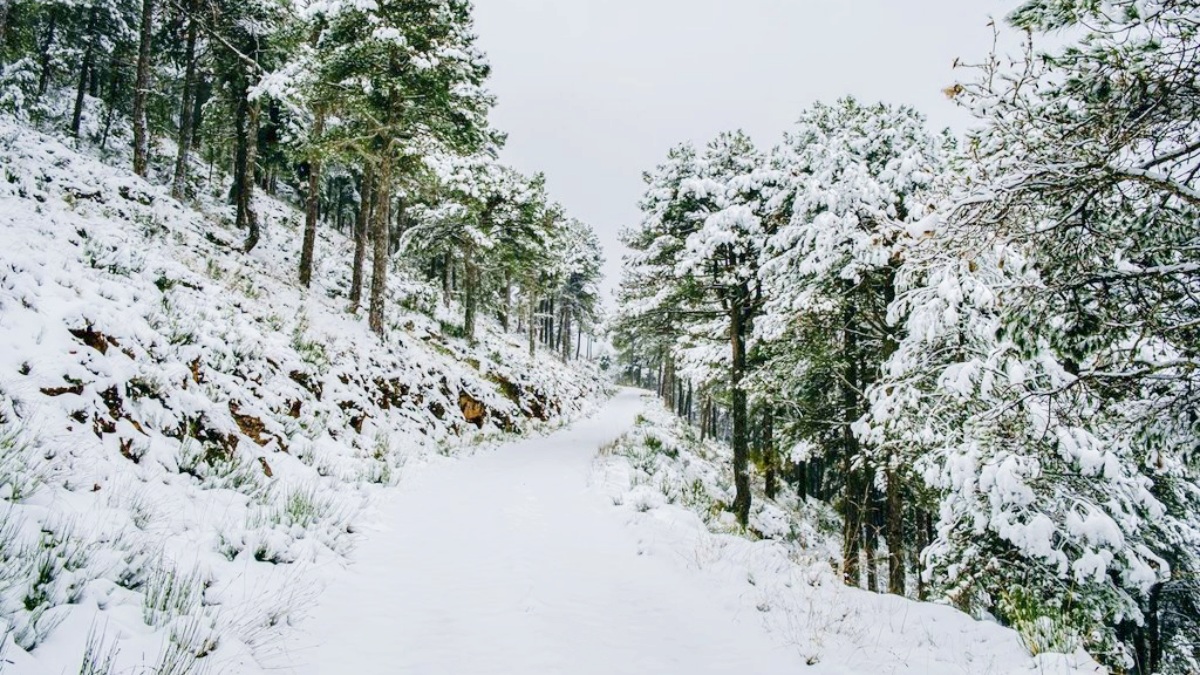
top-left (279, 388), bottom-right (807, 674)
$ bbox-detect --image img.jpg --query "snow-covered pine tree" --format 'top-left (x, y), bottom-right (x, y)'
top-left (869, 2), bottom-right (1200, 668)
top-left (613, 142), bottom-right (702, 395)
top-left (616, 132), bottom-right (772, 527)
top-left (312, 0), bottom-right (494, 334)
top-left (674, 131), bottom-right (771, 527)
top-left (758, 99), bottom-right (945, 592)
top-left (551, 218), bottom-right (603, 360)
top-left (408, 153), bottom-right (549, 343)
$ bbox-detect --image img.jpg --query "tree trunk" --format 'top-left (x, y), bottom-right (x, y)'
top-left (1147, 582), bottom-right (1162, 673)
top-left (664, 356), bottom-right (676, 409)
top-left (463, 243), bottom-right (479, 343)
top-left (886, 469), bottom-right (904, 595)
top-left (70, 6), bottom-right (100, 138)
top-left (131, 0), bottom-right (155, 177)
top-left (796, 461), bottom-right (808, 501)
top-left (561, 307), bottom-right (572, 360)
top-left (841, 294), bottom-right (863, 588)
top-left (915, 507), bottom-right (931, 601)
top-left (500, 272), bottom-right (511, 332)
top-left (866, 493), bottom-right (880, 592)
top-left (881, 263), bottom-right (905, 596)
top-left (99, 52), bottom-right (121, 151)
top-left (299, 111), bottom-right (326, 287)
top-left (350, 165), bottom-right (372, 311)
top-left (368, 153), bottom-right (392, 335)
top-left (36, 8), bottom-right (58, 96)
top-left (527, 290), bottom-right (536, 357)
top-left (842, 452), bottom-right (863, 588)
top-left (730, 298), bottom-right (752, 528)
top-left (764, 410), bottom-right (777, 500)
top-left (236, 93), bottom-right (260, 251)
top-left (88, 59), bottom-right (99, 97)
top-left (171, 4), bottom-right (199, 200)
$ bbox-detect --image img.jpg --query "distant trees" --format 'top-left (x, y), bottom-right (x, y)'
top-left (613, 2), bottom-right (1200, 670)
top-left (401, 152), bottom-right (603, 353)
top-left (0, 0), bottom-right (604, 350)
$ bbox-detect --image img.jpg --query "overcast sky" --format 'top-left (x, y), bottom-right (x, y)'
top-left (472, 1), bottom-right (1015, 303)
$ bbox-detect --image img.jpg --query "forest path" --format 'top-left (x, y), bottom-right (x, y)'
top-left (279, 388), bottom-right (806, 674)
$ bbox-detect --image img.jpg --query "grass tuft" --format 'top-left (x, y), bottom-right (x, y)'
top-left (78, 620), bottom-right (120, 675)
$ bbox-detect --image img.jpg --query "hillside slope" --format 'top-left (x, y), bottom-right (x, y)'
top-left (0, 115), bottom-right (606, 674)
top-left (591, 403), bottom-right (1105, 674)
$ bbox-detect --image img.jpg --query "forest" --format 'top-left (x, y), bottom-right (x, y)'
top-left (611, 4), bottom-right (1200, 673)
top-left (0, 0), bottom-right (604, 353)
top-left (0, 0), bottom-right (1197, 673)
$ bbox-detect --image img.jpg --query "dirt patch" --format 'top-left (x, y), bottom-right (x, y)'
top-left (230, 401), bottom-right (288, 452)
top-left (229, 402), bottom-right (269, 445)
top-left (190, 358), bottom-right (205, 384)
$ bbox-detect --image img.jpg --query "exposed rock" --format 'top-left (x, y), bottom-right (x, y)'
top-left (458, 391), bottom-right (487, 429)
top-left (41, 383), bottom-right (85, 397)
top-left (290, 370), bottom-right (322, 399)
top-left (68, 325), bottom-right (115, 355)
top-left (229, 402), bottom-right (269, 446)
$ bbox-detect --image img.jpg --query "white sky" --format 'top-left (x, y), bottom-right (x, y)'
top-left (472, 1), bottom-right (1017, 303)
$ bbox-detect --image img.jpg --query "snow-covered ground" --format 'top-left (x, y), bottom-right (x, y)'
top-left (279, 389), bottom-right (807, 675)
top-left (589, 399), bottom-right (1104, 675)
top-left (272, 390), bottom-right (1100, 675)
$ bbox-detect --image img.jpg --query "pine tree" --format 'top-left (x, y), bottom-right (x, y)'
top-left (129, 0), bottom-right (152, 175)
top-left (314, 0), bottom-right (493, 334)
top-left (871, 2), bottom-right (1200, 668)
top-left (617, 133), bottom-right (772, 527)
top-left (759, 99), bottom-right (945, 589)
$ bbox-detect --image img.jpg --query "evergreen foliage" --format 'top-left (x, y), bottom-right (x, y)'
top-left (613, 3), bottom-right (1200, 669)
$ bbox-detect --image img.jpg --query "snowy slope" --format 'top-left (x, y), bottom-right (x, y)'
top-left (590, 401), bottom-right (1105, 675)
top-left (0, 115), bottom-right (607, 674)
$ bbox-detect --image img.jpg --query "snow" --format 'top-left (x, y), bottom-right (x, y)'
top-left (0, 90), bottom-right (1118, 674)
top-left (589, 402), bottom-right (1103, 675)
top-left (272, 392), bottom-right (1100, 675)
top-left (0, 111), bottom-right (607, 674)
top-left (279, 389), bottom-right (807, 674)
